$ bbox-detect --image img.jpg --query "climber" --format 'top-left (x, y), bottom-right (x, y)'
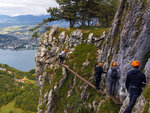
top-left (108, 62), bottom-right (120, 96)
top-left (95, 63), bottom-right (107, 90)
top-left (123, 61), bottom-right (146, 113)
top-left (59, 49), bottom-right (67, 64)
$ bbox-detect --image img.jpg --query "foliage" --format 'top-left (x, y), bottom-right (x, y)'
top-left (0, 64), bottom-right (39, 113)
top-left (143, 86), bottom-right (150, 101)
top-left (28, 69), bottom-right (36, 80)
top-left (97, 0), bottom-right (119, 27)
top-left (99, 98), bottom-right (121, 113)
top-left (15, 85), bottom-right (39, 112)
top-left (46, 0), bottom-right (119, 27)
top-left (0, 100), bottom-right (23, 113)
top-left (0, 72), bottom-right (22, 107)
top-left (143, 102), bottom-right (149, 113)
top-left (0, 64), bottom-right (33, 79)
top-left (30, 0), bottom-right (119, 38)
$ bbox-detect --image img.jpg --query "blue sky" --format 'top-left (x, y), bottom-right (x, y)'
top-left (0, 0), bottom-right (58, 16)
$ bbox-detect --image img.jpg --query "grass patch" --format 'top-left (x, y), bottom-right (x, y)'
top-left (143, 102), bottom-right (149, 113)
top-left (82, 28), bottom-right (109, 40)
top-left (49, 43), bottom-right (98, 113)
top-left (143, 86), bottom-right (150, 101)
top-left (52, 27), bottom-right (109, 41)
top-left (50, 73), bottom-right (74, 113)
top-left (42, 67), bottom-right (63, 94)
top-left (66, 43), bottom-right (97, 78)
top-left (88, 87), bottom-right (103, 103)
top-left (0, 100), bottom-right (23, 113)
top-left (99, 98), bottom-right (121, 113)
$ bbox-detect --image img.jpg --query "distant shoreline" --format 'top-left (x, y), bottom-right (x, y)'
top-left (0, 48), bottom-right (38, 51)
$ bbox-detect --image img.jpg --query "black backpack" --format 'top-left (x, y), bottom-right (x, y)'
top-left (110, 68), bottom-right (118, 79)
top-left (95, 67), bottom-right (102, 78)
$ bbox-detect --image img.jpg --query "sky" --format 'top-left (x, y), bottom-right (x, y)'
top-left (0, 0), bottom-right (58, 16)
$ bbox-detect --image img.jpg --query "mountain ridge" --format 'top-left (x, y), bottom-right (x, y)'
top-left (0, 14), bottom-right (49, 27)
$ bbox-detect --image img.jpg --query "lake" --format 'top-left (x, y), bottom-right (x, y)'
top-left (0, 49), bottom-right (37, 72)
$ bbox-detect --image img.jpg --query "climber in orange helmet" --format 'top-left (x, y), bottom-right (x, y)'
top-left (95, 62), bottom-right (107, 90)
top-left (124, 61), bottom-right (146, 113)
top-left (59, 49), bottom-right (67, 64)
top-left (108, 62), bottom-right (121, 96)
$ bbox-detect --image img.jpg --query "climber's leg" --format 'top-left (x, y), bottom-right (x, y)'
top-left (95, 77), bottom-right (101, 90)
top-left (123, 94), bottom-right (139, 113)
top-left (59, 55), bottom-right (63, 64)
top-left (112, 80), bottom-right (117, 95)
top-left (109, 80), bottom-right (113, 95)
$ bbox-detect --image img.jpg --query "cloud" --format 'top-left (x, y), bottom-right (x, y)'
top-left (0, 0), bottom-right (58, 16)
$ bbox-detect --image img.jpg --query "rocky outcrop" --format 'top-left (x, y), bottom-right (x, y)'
top-left (70, 29), bottom-right (83, 46)
top-left (87, 31), bottom-right (106, 47)
top-left (35, 26), bottom-right (60, 85)
top-left (145, 58), bottom-right (150, 85)
top-left (58, 31), bottom-right (66, 44)
top-left (119, 95), bottom-right (146, 113)
top-left (98, 0), bottom-right (150, 112)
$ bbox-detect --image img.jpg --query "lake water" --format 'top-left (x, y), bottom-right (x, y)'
top-left (0, 49), bottom-right (37, 72)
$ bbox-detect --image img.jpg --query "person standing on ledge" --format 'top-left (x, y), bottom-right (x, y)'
top-left (59, 49), bottom-right (67, 64)
top-left (108, 62), bottom-right (121, 96)
top-left (95, 62), bottom-right (107, 90)
top-left (124, 61), bottom-right (146, 113)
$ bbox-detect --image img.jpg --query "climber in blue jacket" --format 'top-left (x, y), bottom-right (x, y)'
top-left (59, 49), bottom-right (67, 64)
top-left (124, 61), bottom-right (146, 113)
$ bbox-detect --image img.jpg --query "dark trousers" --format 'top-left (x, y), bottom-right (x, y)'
top-left (123, 94), bottom-right (140, 113)
top-left (95, 77), bottom-right (101, 89)
top-left (59, 55), bottom-right (64, 63)
top-left (109, 79), bottom-right (117, 95)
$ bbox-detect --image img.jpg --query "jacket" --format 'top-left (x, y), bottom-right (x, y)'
top-left (59, 51), bottom-right (65, 57)
top-left (125, 69), bottom-right (146, 94)
top-left (108, 68), bottom-right (121, 81)
top-left (95, 66), bottom-right (106, 79)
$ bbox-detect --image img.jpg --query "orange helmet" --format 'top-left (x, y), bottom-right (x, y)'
top-left (113, 62), bottom-right (117, 66)
top-left (64, 49), bottom-right (67, 52)
top-left (99, 63), bottom-right (103, 66)
top-left (131, 61), bottom-right (140, 66)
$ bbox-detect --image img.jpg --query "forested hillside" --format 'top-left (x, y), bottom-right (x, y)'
top-left (0, 64), bottom-right (39, 113)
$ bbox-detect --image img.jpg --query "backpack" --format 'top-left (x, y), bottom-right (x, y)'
top-left (110, 68), bottom-right (118, 79)
top-left (95, 67), bottom-right (102, 78)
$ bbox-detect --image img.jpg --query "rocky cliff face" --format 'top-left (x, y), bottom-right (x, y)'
top-left (35, 26), bottom-right (110, 113)
top-left (35, 0), bottom-right (150, 113)
top-left (98, 0), bottom-right (150, 112)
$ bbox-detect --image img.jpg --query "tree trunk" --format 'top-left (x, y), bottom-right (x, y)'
top-left (82, 14), bottom-right (87, 27)
top-left (105, 17), bottom-right (109, 27)
top-left (70, 20), bottom-right (74, 28)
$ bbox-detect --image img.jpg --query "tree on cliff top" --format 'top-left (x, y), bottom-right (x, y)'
top-left (46, 0), bottom-right (119, 27)
top-left (30, 0), bottom-right (119, 38)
